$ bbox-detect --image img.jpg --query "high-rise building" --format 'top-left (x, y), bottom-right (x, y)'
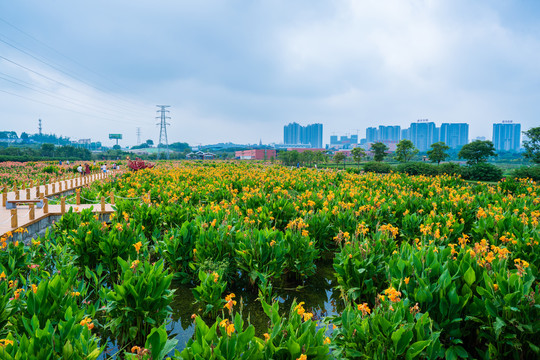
top-left (401, 128), bottom-right (410, 141)
top-left (329, 134), bottom-right (358, 149)
top-left (378, 125), bottom-right (401, 142)
top-left (493, 121), bottom-right (521, 151)
top-left (408, 120), bottom-right (438, 152)
top-left (305, 123), bottom-right (323, 148)
top-left (284, 122), bottom-right (301, 144)
top-left (283, 123), bottom-right (323, 148)
top-left (366, 127), bottom-right (378, 143)
top-left (439, 123), bottom-right (469, 149)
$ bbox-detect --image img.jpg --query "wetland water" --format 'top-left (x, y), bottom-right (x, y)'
top-left (167, 259), bottom-right (342, 352)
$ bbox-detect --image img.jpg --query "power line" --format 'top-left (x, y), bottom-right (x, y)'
top-left (0, 18), bottom-right (150, 112)
top-left (0, 70), bottom-right (150, 122)
top-left (0, 88), bottom-right (147, 127)
top-left (0, 54), bottom-right (149, 121)
top-left (156, 105), bottom-right (171, 160)
top-left (0, 16), bottom-right (142, 103)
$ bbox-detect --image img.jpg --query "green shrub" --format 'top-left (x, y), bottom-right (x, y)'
top-left (396, 162), bottom-right (439, 176)
top-left (363, 161), bottom-right (391, 174)
top-left (437, 162), bottom-right (462, 175)
top-left (512, 165), bottom-right (540, 181)
top-left (101, 258), bottom-right (173, 348)
top-left (461, 163), bottom-right (503, 182)
top-left (42, 165), bottom-right (59, 174)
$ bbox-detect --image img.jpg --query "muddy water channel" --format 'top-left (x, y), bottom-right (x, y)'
top-left (166, 258), bottom-right (342, 353)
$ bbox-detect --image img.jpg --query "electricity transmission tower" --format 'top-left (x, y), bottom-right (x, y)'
top-left (136, 127), bottom-right (141, 145)
top-left (38, 119), bottom-right (42, 135)
top-left (156, 105), bottom-right (170, 160)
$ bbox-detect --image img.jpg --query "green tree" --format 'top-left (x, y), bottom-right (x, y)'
top-left (523, 127), bottom-right (540, 164)
top-left (40, 143), bottom-right (55, 157)
top-left (146, 139), bottom-right (154, 146)
top-left (395, 139), bottom-right (418, 163)
top-left (333, 152), bottom-right (346, 169)
top-left (427, 142), bottom-right (450, 165)
top-left (301, 150), bottom-right (314, 167)
top-left (351, 147), bottom-right (366, 168)
top-left (458, 140), bottom-right (497, 165)
top-left (370, 142), bottom-right (389, 162)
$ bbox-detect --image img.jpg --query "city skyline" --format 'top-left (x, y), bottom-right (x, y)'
top-left (1, 1), bottom-right (540, 146)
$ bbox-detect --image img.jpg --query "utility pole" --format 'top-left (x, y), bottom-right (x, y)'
top-left (38, 119), bottom-right (42, 136)
top-left (156, 105), bottom-right (170, 160)
top-left (136, 127), bottom-right (141, 145)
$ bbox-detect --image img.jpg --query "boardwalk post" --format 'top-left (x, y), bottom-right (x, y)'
top-left (2, 192), bottom-right (6, 207)
top-left (52, 183), bottom-right (56, 193)
top-left (44, 198), bottom-right (48, 213)
top-left (29, 203), bottom-right (35, 220)
top-left (15, 187), bottom-right (20, 200)
top-left (76, 189), bottom-right (80, 205)
top-left (59, 181), bottom-right (62, 192)
top-left (30, 180), bottom-right (34, 188)
top-left (26, 188), bottom-right (30, 200)
top-left (101, 196), bottom-right (105, 213)
top-left (22, 182), bottom-right (26, 190)
top-left (61, 197), bottom-right (66, 214)
top-left (70, 179), bottom-right (73, 188)
top-left (110, 193), bottom-right (115, 205)
top-left (45, 183), bottom-right (49, 196)
top-left (11, 209), bottom-right (17, 228)
top-left (36, 183), bottom-right (40, 198)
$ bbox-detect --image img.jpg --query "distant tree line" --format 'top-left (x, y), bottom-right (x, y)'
top-left (0, 143), bottom-right (91, 161)
top-left (278, 150), bottom-right (328, 167)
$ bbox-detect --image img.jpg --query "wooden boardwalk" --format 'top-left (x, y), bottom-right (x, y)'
top-left (0, 171), bottom-right (121, 239)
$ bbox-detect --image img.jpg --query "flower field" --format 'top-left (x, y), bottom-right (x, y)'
top-left (1, 161), bottom-right (539, 359)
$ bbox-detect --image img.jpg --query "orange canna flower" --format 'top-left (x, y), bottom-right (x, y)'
top-left (133, 241), bottom-right (142, 254)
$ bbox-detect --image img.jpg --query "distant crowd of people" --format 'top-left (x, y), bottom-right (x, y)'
top-left (73, 162), bottom-right (119, 176)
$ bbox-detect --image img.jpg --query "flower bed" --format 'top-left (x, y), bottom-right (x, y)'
top-left (0, 161), bottom-right (538, 359)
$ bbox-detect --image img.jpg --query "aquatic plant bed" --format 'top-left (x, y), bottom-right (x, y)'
top-left (1, 162), bottom-right (538, 359)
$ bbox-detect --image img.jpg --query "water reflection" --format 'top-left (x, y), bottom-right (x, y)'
top-left (167, 259), bottom-right (342, 352)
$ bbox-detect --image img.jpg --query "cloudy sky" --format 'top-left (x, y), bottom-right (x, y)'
top-left (1, 0), bottom-right (539, 147)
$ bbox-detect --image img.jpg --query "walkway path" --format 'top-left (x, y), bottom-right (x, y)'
top-left (0, 170), bottom-right (122, 240)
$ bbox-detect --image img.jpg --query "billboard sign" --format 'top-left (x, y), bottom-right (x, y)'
top-left (109, 134), bottom-right (122, 139)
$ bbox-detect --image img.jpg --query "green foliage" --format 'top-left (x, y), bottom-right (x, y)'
top-left (125, 325), bottom-right (178, 360)
top-left (0, 312), bottom-right (102, 360)
top-left (261, 299), bottom-right (330, 359)
top-left (522, 126), bottom-right (540, 164)
top-left (395, 139), bottom-right (419, 163)
top-left (427, 141), bottom-right (450, 164)
top-left (191, 268), bottom-right (227, 318)
top-left (284, 229), bottom-right (319, 279)
top-left (41, 164), bottom-right (59, 174)
top-left (179, 312), bottom-right (262, 359)
top-left (461, 163), bottom-right (503, 182)
top-left (396, 162), bottom-right (439, 176)
top-left (333, 152), bottom-right (346, 169)
top-left (279, 150), bottom-right (300, 166)
top-left (329, 300), bottom-right (442, 359)
top-left (235, 229), bottom-right (286, 286)
top-left (512, 165), bottom-right (540, 181)
top-left (458, 140), bottom-right (497, 165)
top-left (363, 161), bottom-right (392, 173)
top-left (101, 258), bottom-right (174, 348)
top-left (370, 142), bottom-right (389, 162)
top-left (438, 162), bottom-right (462, 175)
top-left (351, 147), bottom-right (366, 167)
top-left (333, 229), bottom-right (396, 302)
top-left (155, 221), bottom-right (199, 282)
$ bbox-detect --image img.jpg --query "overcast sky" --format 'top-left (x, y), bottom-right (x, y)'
top-left (1, 0), bottom-right (539, 147)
